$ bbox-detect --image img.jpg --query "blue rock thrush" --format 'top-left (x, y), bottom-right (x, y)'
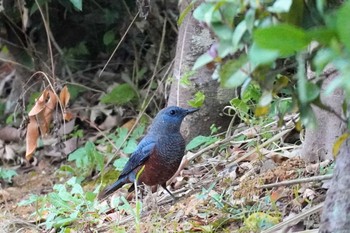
top-left (98, 106), bottom-right (198, 199)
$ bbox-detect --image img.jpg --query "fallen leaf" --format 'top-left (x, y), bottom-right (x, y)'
top-left (59, 85), bottom-right (70, 108)
top-left (25, 115), bottom-right (39, 160)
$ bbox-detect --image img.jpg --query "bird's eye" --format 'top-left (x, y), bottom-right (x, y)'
top-left (169, 110), bottom-right (176, 115)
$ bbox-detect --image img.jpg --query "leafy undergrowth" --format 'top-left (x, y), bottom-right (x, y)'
top-left (0, 112), bottom-right (333, 232)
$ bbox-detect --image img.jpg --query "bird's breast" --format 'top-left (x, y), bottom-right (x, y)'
top-left (137, 134), bottom-right (186, 186)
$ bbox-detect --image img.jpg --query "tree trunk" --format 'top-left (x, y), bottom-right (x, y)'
top-left (320, 136), bottom-right (350, 232)
top-left (168, 0), bottom-right (236, 141)
top-left (301, 68), bottom-right (345, 162)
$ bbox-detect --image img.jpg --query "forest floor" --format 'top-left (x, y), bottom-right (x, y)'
top-left (0, 110), bottom-right (332, 232)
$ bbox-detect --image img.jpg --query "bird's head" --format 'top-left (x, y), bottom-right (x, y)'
top-left (150, 106), bottom-right (199, 134)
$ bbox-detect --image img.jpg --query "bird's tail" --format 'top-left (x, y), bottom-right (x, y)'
top-left (98, 177), bottom-right (127, 200)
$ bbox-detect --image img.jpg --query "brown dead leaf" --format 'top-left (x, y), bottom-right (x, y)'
top-left (42, 90), bottom-right (58, 135)
top-left (270, 187), bottom-right (288, 202)
top-left (28, 89), bottom-right (49, 116)
top-left (25, 115), bottom-right (40, 160)
top-left (59, 85), bottom-right (70, 108)
top-left (63, 111), bottom-right (74, 121)
top-left (121, 118), bottom-right (136, 131)
top-left (25, 89), bottom-right (58, 160)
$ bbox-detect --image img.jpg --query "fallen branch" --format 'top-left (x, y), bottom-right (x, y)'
top-left (262, 203), bottom-right (323, 233)
top-left (257, 174), bottom-right (333, 189)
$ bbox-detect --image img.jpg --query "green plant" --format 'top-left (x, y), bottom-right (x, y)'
top-left (192, 0), bottom-right (350, 128)
top-left (101, 83), bottom-right (138, 106)
top-left (0, 167), bottom-right (17, 183)
top-left (67, 141), bottom-right (104, 179)
top-left (18, 177), bottom-right (105, 232)
top-left (186, 124), bottom-right (219, 150)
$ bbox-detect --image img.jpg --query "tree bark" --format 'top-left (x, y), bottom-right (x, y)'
top-left (320, 136), bottom-right (350, 232)
top-left (168, 0), bottom-right (236, 141)
top-left (301, 68), bottom-right (345, 162)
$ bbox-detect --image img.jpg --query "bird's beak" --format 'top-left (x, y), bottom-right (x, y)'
top-left (186, 108), bottom-right (199, 115)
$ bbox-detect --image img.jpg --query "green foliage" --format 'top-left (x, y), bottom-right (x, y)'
top-left (113, 157), bottom-right (129, 171)
top-left (186, 124), bottom-right (219, 150)
top-left (0, 167), bottom-right (17, 183)
top-left (180, 70), bottom-right (196, 86)
top-left (193, 0), bottom-right (350, 128)
top-left (101, 83), bottom-right (138, 105)
top-left (254, 24), bottom-right (310, 56)
top-left (188, 91), bottom-right (205, 108)
top-left (103, 30), bottom-right (116, 46)
top-left (69, 0), bottom-right (83, 11)
top-left (109, 125), bottom-right (145, 153)
top-left (104, 124), bottom-right (145, 173)
top-left (67, 84), bottom-right (86, 101)
top-left (220, 56), bottom-right (249, 88)
top-left (192, 53), bottom-right (214, 70)
top-left (67, 141), bottom-right (104, 178)
top-left (18, 177), bottom-right (105, 232)
top-left (186, 135), bottom-right (217, 151)
top-left (111, 196), bottom-right (143, 232)
top-left (242, 212), bottom-right (280, 232)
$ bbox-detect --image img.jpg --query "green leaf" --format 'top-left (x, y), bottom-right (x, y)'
top-left (336, 1), bottom-right (350, 52)
top-left (113, 157), bottom-right (129, 171)
top-left (114, 127), bottom-right (128, 148)
top-left (101, 83), bottom-right (137, 105)
top-left (123, 139), bottom-right (138, 154)
top-left (193, 3), bottom-right (221, 24)
top-left (312, 48), bottom-right (335, 75)
top-left (192, 53), bottom-right (214, 70)
top-left (188, 91), bottom-right (205, 108)
top-left (103, 30), bottom-right (115, 46)
top-left (300, 104), bottom-right (317, 129)
top-left (70, 0), bottom-right (82, 11)
top-left (130, 125), bottom-right (145, 139)
top-left (307, 28), bottom-right (337, 45)
top-left (67, 84), bottom-right (86, 101)
top-left (220, 55), bottom-right (249, 88)
top-left (0, 167), bottom-right (17, 183)
top-left (180, 70), bottom-right (196, 86)
top-left (230, 98), bottom-right (249, 114)
top-left (178, 1), bottom-right (195, 25)
top-left (186, 135), bottom-right (217, 150)
top-left (244, 212), bottom-right (279, 231)
top-left (232, 21), bottom-right (247, 49)
top-left (218, 40), bottom-right (237, 57)
top-left (254, 24), bottom-right (310, 56)
top-left (249, 43), bottom-right (279, 67)
top-left (267, 0), bottom-right (292, 13)
top-left (212, 24), bottom-right (233, 41)
top-left (18, 194), bottom-right (41, 206)
top-left (68, 147), bottom-right (86, 168)
top-left (305, 82), bottom-right (320, 102)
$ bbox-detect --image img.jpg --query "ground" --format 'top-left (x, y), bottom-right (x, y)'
top-left (0, 116), bottom-right (332, 232)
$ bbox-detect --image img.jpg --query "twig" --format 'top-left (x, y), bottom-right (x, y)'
top-left (257, 174), bottom-right (333, 189)
top-left (262, 203), bottom-right (324, 233)
top-left (99, 11), bottom-right (140, 76)
top-left (227, 127), bottom-right (293, 167)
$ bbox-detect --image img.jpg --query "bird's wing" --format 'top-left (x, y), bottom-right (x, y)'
top-left (119, 138), bottom-right (156, 177)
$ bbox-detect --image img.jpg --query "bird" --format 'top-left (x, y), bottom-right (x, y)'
top-left (98, 106), bottom-right (199, 200)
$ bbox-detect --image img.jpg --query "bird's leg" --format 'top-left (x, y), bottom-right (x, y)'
top-left (161, 184), bottom-right (177, 201)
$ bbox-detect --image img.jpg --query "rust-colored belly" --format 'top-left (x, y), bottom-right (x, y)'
top-left (135, 151), bottom-right (181, 186)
